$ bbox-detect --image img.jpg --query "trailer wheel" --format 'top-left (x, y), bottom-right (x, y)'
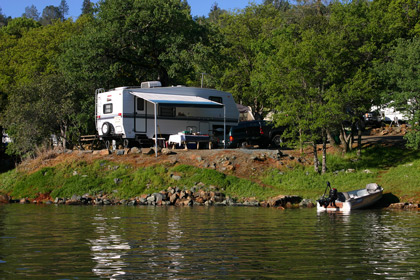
top-left (102, 122), bottom-right (113, 136)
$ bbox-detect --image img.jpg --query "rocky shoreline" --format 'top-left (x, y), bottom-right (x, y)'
top-left (0, 186), bottom-right (313, 209)
top-left (1, 189), bottom-right (419, 210)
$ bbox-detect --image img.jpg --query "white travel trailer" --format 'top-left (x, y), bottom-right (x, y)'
top-left (95, 82), bottom-right (239, 149)
top-left (371, 103), bottom-right (410, 124)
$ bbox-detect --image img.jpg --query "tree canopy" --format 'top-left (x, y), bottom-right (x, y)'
top-left (1, 0), bottom-right (420, 170)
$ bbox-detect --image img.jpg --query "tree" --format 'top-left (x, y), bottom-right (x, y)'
top-left (60, 0), bottom-right (203, 90)
top-left (0, 7), bottom-right (9, 27)
top-left (0, 19), bottom-right (87, 155)
top-left (40, 5), bottom-right (62, 25)
top-left (1, 75), bottom-right (76, 156)
top-left (215, 4), bottom-right (282, 119)
top-left (378, 37), bottom-right (420, 149)
top-left (263, 0), bottom-right (290, 11)
top-left (208, 3), bottom-right (227, 23)
top-left (59, 0), bottom-right (69, 20)
top-left (263, 1), bottom-right (377, 172)
top-left (81, 0), bottom-right (94, 15)
top-left (23, 5), bottom-right (40, 21)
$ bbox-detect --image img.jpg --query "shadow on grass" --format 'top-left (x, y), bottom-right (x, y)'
top-left (356, 145), bottom-right (420, 170)
top-left (371, 193), bottom-right (400, 209)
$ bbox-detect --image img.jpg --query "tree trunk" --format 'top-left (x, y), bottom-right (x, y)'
top-left (322, 130), bottom-right (327, 174)
top-left (299, 128), bottom-right (303, 153)
top-left (60, 124), bottom-right (67, 150)
top-left (313, 142), bottom-right (319, 173)
top-left (326, 129), bottom-right (339, 147)
top-left (357, 120), bottom-right (363, 157)
top-left (339, 124), bottom-right (353, 154)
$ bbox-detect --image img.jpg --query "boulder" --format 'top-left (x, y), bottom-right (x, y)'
top-left (171, 174), bottom-right (182, 181)
top-left (0, 194), bottom-right (10, 203)
top-left (147, 195), bottom-right (156, 203)
top-left (153, 193), bottom-right (164, 203)
top-left (268, 195), bottom-right (286, 207)
top-left (169, 193), bottom-right (178, 204)
top-left (161, 148), bottom-right (174, 155)
top-left (142, 148), bottom-right (155, 155)
top-left (130, 147), bottom-right (141, 154)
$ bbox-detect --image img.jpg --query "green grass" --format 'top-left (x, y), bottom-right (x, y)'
top-left (1, 145), bottom-right (420, 202)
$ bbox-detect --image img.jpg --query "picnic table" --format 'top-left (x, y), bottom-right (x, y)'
top-left (168, 133), bottom-right (212, 149)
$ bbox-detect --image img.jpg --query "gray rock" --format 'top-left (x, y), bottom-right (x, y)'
top-left (72, 170), bottom-right (78, 176)
top-left (103, 199), bottom-right (112, 205)
top-left (161, 148), bottom-right (174, 155)
top-left (204, 200), bottom-right (213, 206)
top-left (243, 201), bottom-right (260, 207)
top-left (114, 178), bottom-right (122, 184)
top-left (71, 194), bottom-right (81, 201)
top-left (171, 175), bottom-right (182, 181)
top-left (299, 199), bottom-right (312, 208)
top-left (130, 147), bottom-right (141, 154)
top-left (153, 193), bottom-right (164, 203)
top-left (139, 198), bottom-right (147, 204)
top-left (128, 200), bottom-right (137, 206)
top-left (147, 195), bottom-right (156, 203)
top-left (116, 150), bottom-right (125, 156)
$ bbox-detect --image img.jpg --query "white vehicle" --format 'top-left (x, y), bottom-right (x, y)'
top-left (95, 82), bottom-right (239, 149)
top-left (371, 103), bottom-right (410, 124)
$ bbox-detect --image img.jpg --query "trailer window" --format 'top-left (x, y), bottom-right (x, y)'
top-left (209, 96), bottom-right (223, 104)
top-left (103, 103), bottom-right (113, 114)
top-left (159, 106), bottom-right (175, 117)
top-left (137, 97), bottom-right (145, 111)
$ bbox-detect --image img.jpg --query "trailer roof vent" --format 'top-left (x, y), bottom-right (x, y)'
top-left (141, 81), bottom-right (162, 88)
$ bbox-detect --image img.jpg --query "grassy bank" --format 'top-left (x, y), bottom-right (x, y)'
top-left (0, 145), bottom-right (419, 203)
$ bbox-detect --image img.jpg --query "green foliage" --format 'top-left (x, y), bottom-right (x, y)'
top-left (2, 17), bottom-right (40, 37)
top-left (60, 0), bottom-right (202, 90)
top-left (1, 0), bottom-right (420, 160)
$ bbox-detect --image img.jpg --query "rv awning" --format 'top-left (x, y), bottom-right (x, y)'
top-left (129, 91), bottom-right (223, 108)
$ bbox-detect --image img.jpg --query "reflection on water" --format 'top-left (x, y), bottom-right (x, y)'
top-left (89, 214), bottom-right (130, 279)
top-left (0, 204), bottom-right (419, 279)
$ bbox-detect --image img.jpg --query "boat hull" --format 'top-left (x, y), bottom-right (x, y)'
top-left (317, 185), bottom-right (383, 212)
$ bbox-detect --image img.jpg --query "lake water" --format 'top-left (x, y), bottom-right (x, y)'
top-left (0, 204), bottom-right (419, 279)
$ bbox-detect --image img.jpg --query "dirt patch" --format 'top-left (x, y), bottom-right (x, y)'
top-left (16, 134), bottom-right (405, 185)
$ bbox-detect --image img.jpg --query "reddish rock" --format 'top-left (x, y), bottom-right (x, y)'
top-left (260, 201), bottom-right (269, 207)
top-left (98, 149), bottom-right (110, 156)
top-left (285, 202), bottom-right (293, 209)
top-left (182, 198), bottom-right (192, 206)
top-left (388, 203), bottom-right (405, 209)
top-left (169, 194), bottom-right (178, 204)
top-left (0, 194), bottom-right (10, 203)
top-left (195, 197), bottom-right (204, 204)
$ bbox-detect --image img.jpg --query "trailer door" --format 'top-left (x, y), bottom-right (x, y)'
top-left (134, 97), bottom-right (146, 133)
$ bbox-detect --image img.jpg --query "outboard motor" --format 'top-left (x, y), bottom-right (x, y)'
top-left (317, 181), bottom-right (332, 208)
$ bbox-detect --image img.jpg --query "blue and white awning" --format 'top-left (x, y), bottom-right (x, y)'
top-left (129, 91), bottom-right (223, 108)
